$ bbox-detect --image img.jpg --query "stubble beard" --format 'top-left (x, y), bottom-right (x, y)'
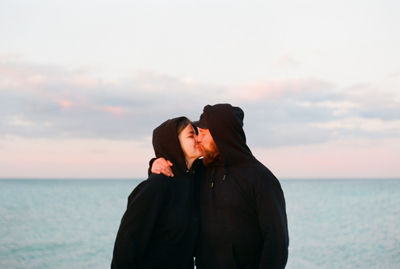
top-left (200, 142), bottom-right (220, 166)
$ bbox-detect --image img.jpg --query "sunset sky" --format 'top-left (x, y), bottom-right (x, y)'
top-left (1, 0), bottom-right (399, 178)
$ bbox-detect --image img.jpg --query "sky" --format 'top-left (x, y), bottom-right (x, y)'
top-left (1, 0), bottom-right (399, 179)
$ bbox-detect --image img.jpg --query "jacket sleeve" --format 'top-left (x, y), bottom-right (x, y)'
top-left (147, 158), bottom-right (157, 177)
top-left (255, 176), bottom-right (289, 269)
top-left (111, 176), bottom-right (167, 269)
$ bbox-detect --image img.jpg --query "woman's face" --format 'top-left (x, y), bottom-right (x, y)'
top-left (178, 124), bottom-right (202, 160)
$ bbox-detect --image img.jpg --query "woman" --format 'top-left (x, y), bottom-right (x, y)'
top-left (111, 117), bottom-right (202, 269)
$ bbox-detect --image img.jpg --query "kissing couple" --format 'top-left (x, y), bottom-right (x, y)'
top-left (112, 103), bottom-right (289, 269)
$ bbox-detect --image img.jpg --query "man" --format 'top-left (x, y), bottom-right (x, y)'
top-left (152, 104), bottom-right (289, 268)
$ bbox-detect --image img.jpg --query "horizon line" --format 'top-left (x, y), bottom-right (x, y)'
top-left (1, 177), bottom-right (399, 181)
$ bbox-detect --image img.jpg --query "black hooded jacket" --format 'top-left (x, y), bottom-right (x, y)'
top-left (194, 104), bottom-right (289, 269)
top-left (111, 117), bottom-right (199, 269)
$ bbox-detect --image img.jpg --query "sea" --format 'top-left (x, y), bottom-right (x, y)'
top-left (0, 179), bottom-right (399, 269)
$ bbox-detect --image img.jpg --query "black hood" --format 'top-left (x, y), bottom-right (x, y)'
top-left (196, 104), bottom-right (255, 165)
top-left (152, 117), bottom-right (188, 175)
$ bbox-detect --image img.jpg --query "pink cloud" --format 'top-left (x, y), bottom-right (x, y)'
top-left (234, 78), bottom-right (332, 101)
top-left (104, 106), bottom-right (124, 116)
top-left (73, 75), bottom-right (99, 88)
top-left (58, 99), bottom-right (75, 108)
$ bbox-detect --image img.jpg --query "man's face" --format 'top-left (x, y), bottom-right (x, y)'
top-left (196, 128), bottom-right (219, 165)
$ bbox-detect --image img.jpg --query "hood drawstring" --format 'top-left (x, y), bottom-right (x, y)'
top-left (210, 166), bottom-right (229, 189)
top-left (210, 167), bottom-right (216, 189)
top-left (222, 167), bottom-right (229, 181)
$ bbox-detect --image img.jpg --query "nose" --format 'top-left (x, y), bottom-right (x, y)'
top-left (195, 133), bottom-right (202, 143)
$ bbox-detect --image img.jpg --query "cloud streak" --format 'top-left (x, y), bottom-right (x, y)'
top-left (1, 58), bottom-right (399, 148)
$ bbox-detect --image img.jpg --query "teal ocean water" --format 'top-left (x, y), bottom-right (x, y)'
top-left (0, 179), bottom-right (399, 269)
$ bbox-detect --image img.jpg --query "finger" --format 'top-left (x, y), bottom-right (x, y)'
top-left (160, 168), bottom-right (171, 177)
top-left (150, 167), bottom-right (158, 174)
top-left (162, 168), bottom-right (174, 177)
top-left (165, 167), bottom-right (174, 177)
top-left (167, 161), bottom-right (173, 166)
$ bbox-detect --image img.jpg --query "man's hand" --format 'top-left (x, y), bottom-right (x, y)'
top-left (151, 157), bottom-right (174, 177)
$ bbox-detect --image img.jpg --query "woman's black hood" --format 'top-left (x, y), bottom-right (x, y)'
top-left (194, 103), bottom-right (255, 166)
top-left (152, 117), bottom-right (188, 176)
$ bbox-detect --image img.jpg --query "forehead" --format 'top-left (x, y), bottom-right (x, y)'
top-left (182, 124), bottom-right (195, 134)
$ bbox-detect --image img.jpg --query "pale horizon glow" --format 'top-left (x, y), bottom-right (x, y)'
top-left (1, 0), bottom-right (399, 179)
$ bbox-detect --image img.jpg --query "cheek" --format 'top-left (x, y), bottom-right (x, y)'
top-left (204, 137), bottom-right (211, 147)
top-left (191, 140), bottom-right (198, 150)
top-left (192, 140), bottom-right (201, 152)
top-left (184, 139), bottom-right (196, 152)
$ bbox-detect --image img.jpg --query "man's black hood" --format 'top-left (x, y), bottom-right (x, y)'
top-left (152, 117), bottom-right (188, 175)
top-left (195, 104), bottom-right (255, 166)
